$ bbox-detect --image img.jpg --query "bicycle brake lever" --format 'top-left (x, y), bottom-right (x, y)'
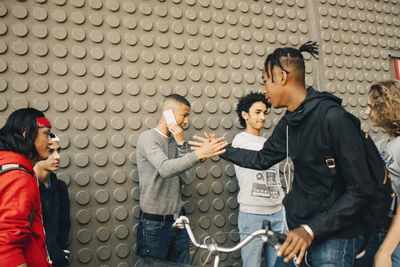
top-left (276, 232), bottom-right (287, 244)
top-left (262, 220), bottom-right (271, 231)
top-left (266, 232), bottom-right (287, 250)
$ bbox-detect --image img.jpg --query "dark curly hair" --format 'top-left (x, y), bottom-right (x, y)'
top-left (368, 79), bottom-right (400, 137)
top-left (236, 92), bottom-right (270, 128)
top-left (0, 108), bottom-right (47, 160)
top-left (264, 41), bottom-right (319, 82)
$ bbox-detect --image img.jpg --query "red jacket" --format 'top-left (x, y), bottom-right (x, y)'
top-left (0, 151), bottom-right (51, 267)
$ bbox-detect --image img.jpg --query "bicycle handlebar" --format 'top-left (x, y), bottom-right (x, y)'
top-left (173, 216), bottom-right (287, 253)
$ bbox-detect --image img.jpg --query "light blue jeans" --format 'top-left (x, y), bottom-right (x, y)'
top-left (274, 233), bottom-right (364, 267)
top-left (239, 209), bottom-right (285, 267)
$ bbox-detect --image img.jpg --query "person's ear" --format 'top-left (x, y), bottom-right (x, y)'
top-left (241, 111), bottom-right (249, 120)
top-left (280, 70), bottom-right (288, 86)
top-left (22, 129), bottom-right (26, 139)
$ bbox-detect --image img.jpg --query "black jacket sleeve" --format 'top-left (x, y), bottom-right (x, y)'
top-left (220, 118), bottom-right (287, 170)
top-left (56, 179), bottom-right (70, 250)
top-left (308, 107), bottom-right (375, 239)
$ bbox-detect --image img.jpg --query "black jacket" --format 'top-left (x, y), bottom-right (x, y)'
top-left (39, 172), bottom-right (71, 266)
top-left (221, 87), bottom-right (375, 241)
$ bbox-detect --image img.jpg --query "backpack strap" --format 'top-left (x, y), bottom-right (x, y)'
top-left (315, 100), bottom-right (342, 176)
top-left (0, 164), bottom-right (32, 176)
top-left (0, 164), bottom-right (36, 227)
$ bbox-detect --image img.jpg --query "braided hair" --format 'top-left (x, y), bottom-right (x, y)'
top-left (264, 41), bottom-right (319, 82)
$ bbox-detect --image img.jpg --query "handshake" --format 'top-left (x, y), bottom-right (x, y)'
top-left (189, 133), bottom-right (228, 161)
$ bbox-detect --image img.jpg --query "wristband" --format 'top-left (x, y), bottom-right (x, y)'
top-left (300, 224), bottom-right (314, 239)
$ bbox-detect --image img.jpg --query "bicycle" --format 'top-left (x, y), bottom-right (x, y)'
top-left (173, 216), bottom-right (287, 267)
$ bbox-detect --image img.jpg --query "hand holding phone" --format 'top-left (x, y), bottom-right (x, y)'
top-left (163, 109), bottom-right (177, 124)
top-left (164, 109), bottom-right (184, 144)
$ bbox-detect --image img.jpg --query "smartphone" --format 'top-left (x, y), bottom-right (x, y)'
top-left (163, 109), bottom-right (177, 124)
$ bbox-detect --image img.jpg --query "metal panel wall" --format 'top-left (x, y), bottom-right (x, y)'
top-left (0, 0), bottom-right (399, 266)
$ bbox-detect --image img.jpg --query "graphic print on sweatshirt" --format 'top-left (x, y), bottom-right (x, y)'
top-left (251, 169), bottom-right (282, 199)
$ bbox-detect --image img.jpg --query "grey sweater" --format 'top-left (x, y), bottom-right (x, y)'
top-left (232, 132), bottom-right (283, 214)
top-left (137, 128), bottom-right (199, 215)
top-left (376, 136), bottom-right (400, 200)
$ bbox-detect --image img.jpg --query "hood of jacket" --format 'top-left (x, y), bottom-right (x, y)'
top-left (0, 151), bottom-right (34, 174)
top-left (285, 87), bottom-right (342, 127)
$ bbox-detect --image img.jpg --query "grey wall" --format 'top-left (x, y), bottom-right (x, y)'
top-left (0, 0), bottom-right (399, 266)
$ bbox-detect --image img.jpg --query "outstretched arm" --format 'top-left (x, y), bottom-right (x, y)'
top-left (191, 119), bottom-right (287, 170)
top-left (189, 135), bottom-right (228, 160)
top-left (138, 132), bottom-right (227, 178)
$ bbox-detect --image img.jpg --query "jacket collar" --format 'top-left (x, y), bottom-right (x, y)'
top-left (285, 87), bottom-right (342, 126)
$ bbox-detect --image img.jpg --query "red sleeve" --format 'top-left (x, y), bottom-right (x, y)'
top-left (0, 170), bottom-right (36, 266)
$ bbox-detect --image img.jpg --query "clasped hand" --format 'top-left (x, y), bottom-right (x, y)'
top-left (189, 133), bottom-right (228, 160)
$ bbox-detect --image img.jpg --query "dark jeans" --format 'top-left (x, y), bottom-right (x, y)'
top-left (274, 234), bottom-right (364, 267)
top-left (136, 217), bottom-right (189, 264)
top-left (354, 229), bottom-right (400, 267)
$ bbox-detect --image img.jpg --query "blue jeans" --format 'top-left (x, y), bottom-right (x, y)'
top-left (354, 229), bottom-right (400, 267)
top-left (239, 209), bottom-right (284, 267)
top-left (274, 234), bottom-right (364, 267)
top-left (136, 217), bottom-right (189, 264)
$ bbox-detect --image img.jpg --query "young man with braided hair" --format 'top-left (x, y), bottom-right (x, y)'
top-left (211, 42), bottom-right (375, 266)
top-left (233, 92), bottom-right (285, 267)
